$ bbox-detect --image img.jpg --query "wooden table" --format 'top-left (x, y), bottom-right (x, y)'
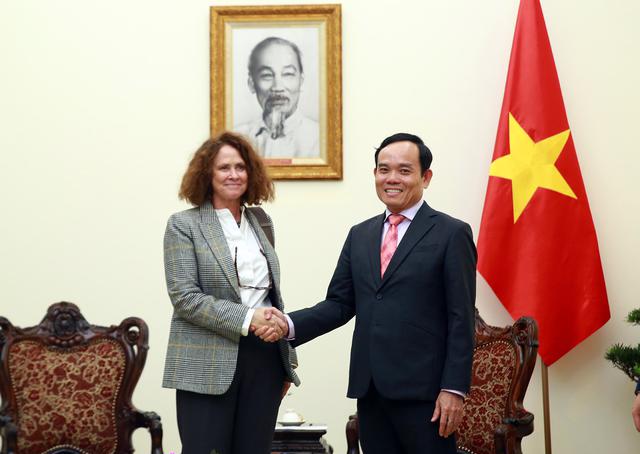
top-left (271, 424), bottom-right (333, 454)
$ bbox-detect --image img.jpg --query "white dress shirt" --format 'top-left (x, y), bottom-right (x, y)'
top-left (380, 199), bottom-right (424, 245)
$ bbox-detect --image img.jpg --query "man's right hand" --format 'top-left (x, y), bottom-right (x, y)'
top-left (431, 391), bottom-right (464, 438)
top-left (250, 307), bottom-right (288, 342)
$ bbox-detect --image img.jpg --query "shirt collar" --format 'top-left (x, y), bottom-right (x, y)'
top-left (214, 206), bottom-right (246, 231)
top-left (384, 199), bottom-right (423, 223)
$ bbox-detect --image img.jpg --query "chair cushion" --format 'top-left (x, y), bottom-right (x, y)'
top-left (8, 339), bottom-right (126, 454)
top-left (456, 340), bottom-right (516, 454)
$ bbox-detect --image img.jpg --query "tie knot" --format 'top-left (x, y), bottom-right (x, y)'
top-left (387, 214), bottom-right (405, 226)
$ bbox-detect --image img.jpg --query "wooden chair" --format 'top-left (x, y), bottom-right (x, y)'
top-left (0, 302), bottom-right (163, 454)
top-left (345, 310), bottom-right (538, 454)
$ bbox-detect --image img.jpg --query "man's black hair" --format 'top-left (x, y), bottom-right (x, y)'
top-left (374, 132), bottom-right (433, 173)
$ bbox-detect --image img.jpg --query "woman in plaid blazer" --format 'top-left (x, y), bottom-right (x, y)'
top-left (162, 132), bottom-right (299, 454)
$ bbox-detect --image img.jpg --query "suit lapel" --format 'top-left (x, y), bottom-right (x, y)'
top-left (198, 201), bottom-right (240, 298)
top-left (367, 213), bottom-right (386, 288)
top-left (245, 209), bottom-right (280, 286)
top-left (379, 202), bottom-right (437, 288)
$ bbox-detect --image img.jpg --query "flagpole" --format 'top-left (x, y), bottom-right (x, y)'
top-left (541, 362), bottom-right (552, 454)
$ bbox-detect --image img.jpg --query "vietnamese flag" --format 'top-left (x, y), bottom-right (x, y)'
top-left (477, 0), bottom-right (609, 365)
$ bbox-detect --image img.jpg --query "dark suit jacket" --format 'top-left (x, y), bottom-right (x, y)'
top-left (290, 202), bottom-right (476, 401)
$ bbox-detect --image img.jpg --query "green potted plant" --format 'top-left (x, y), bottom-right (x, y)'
top-left (605, 308), bottom-right (640, 384)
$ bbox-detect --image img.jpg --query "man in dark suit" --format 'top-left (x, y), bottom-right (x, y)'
top-left (259, 133), bottom-right (476, 454)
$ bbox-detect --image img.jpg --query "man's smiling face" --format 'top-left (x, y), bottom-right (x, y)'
top-left (374, 141), bottom-right (432, 213)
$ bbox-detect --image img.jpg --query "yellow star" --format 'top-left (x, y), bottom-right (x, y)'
top-left (490, 113), bottom-right (577, 222)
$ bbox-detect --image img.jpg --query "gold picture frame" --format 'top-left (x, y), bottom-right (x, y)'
top-left (210, 4), bottom-right (342, 180)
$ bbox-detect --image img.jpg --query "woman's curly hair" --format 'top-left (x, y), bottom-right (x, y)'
top-left (179, 131), bottom-right (274, 206)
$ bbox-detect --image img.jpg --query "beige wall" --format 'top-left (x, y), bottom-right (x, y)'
top-left (1, 0), bottom-right (639, 452)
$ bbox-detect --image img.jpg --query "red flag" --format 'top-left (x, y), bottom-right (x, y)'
top-left (477, 0), bottom-right (609, 365)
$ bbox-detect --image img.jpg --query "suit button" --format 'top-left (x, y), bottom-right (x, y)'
top-left (376, 294), bottom-right (382, 300)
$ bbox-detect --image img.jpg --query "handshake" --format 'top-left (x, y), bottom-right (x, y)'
top-left (250, 307), bottom-right (289, 342)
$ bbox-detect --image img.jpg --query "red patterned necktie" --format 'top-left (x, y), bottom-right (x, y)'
top-left (380, 213), bottom-right (405, 277)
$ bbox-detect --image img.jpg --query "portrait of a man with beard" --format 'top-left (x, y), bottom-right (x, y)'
top-left (234, 37), bottom-right (320, 159)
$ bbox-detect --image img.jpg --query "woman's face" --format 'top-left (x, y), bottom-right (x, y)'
top-left (211, 145), bottom-right (248, 208)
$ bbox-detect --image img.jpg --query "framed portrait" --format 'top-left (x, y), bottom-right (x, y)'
top-left (210, 4), bottom-right (342, 180)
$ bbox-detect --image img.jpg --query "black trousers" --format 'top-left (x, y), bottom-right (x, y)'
top-left (176, 334), bottom-right (286, 454)
top-left (357, 382), bottom-right (456, 454)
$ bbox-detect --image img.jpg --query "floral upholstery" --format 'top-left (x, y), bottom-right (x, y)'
top-left (8, 339), bottom-right (126, 454)
top-left (456, 340), bottom-right (516, 454)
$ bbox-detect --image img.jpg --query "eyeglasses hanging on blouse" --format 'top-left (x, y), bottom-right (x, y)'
top-left (233, 247), bottom-right (273, 290)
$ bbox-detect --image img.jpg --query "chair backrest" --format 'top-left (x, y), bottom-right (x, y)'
top-left (0, 302), bottom-right (151, 454)
top-left (456, 310), bottom-right (538, 454)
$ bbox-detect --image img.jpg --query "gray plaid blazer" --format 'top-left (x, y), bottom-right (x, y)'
top-left (162, 201), bottom-right (300, 395)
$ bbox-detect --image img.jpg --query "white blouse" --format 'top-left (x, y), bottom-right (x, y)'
top-left (215, 208), bottom-right (272, 335)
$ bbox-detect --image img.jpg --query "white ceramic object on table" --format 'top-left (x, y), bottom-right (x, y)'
top-left (279, 408), bottom-right (305, 426)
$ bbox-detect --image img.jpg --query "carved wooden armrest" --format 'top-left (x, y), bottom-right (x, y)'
top-left (133, 411), bottom-right (164, 454)
top-left (494, 411), bottom-right (534, 454)
top-left (504, 408), bottom-right (534, 440)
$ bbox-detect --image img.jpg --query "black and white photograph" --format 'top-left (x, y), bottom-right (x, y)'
top-left (211, 4), bottom-right (342, 180)
top-left (232, 29), bottom-right (321, 160)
